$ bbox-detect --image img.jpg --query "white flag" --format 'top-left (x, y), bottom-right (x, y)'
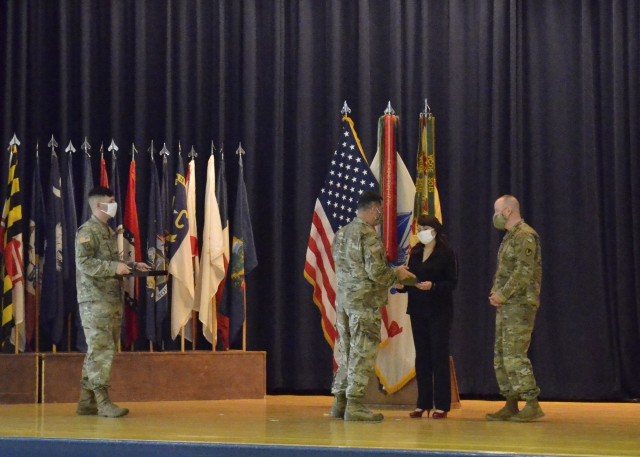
top-left (370, 150), bottom-right (417, 393)
top-left (195, 155), bottom-right (225, 343)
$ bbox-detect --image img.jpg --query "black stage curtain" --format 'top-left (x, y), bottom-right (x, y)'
top-left (1, 1), bottom-right (638, 400)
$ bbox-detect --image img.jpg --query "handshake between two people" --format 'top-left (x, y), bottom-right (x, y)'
top-left (393, 265), bottom-right (433, 291)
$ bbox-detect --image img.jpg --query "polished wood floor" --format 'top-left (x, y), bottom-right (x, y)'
top-left (1, 396), bottom-right (639, 456)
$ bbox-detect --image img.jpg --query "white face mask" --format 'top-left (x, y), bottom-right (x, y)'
top-left (101, 202), bottom-right (118, 218)
top-left (417, 229), bottom-right (435, 245)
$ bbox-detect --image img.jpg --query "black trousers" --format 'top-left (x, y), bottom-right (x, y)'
top-left (409, 306), bottom-right (452, 411)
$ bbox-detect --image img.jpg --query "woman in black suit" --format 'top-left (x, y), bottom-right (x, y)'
top-left (399, 214), bottom-right (458, 419)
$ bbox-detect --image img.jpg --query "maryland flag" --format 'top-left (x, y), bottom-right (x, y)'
top-left (0, 138), bottom-right (25, 351)
top-left (371, 111), bottom-right (417, 394)
top-left (414, 112), bottom-right (442, 228)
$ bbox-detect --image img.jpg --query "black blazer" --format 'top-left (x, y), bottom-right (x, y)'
top-left (404, 243), bottom-right (458, 316)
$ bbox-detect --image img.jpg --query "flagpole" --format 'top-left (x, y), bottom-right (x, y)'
top-left (188, 146), bottom-right (198, 351)
top-left (149, 140), bottom-right (155, 354)
top-left (48, 135), bottom-right (59, 355)
top-left (67, 314), bottom-right (72, 351)
top-left (5, 136), bottom-right (21, 354)
top-left (65, 139), bottom-right (77, 353)
top-left (35, 260), bottom-right (40, 353)
top-left (242, 293), bottom-right (247, 352)
top-left (210, 141), bottom-right (218, 352)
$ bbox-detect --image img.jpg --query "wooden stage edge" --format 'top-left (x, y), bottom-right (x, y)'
top-left (0, 351), bottom-right (266, 404)
top-left (0, 397), bottom-right (639, 457)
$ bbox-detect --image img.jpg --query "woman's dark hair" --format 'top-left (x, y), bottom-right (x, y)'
top-left (416, 213), bottom-right (449, 250)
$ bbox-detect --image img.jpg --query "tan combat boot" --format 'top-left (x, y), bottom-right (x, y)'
top-left (344, 398), bottom-right (384, 422)
top-left (94, 387), bottom-right (129, 418)
top-left (330, 392), bottom-right (347, 419)
top-left (509, 398), bottom-right (544, 422)
top-left (76, 387), bottom-right (98, 416)
top-left (486, 398), bottom-right (519, 421)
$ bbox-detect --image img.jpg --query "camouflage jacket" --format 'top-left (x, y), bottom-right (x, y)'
top-left (491, 220), bottom-right (542, 307)
top-left (332, 218), bottom-right (397, 312)
top-left (75, 216), bottom-right (124, 304)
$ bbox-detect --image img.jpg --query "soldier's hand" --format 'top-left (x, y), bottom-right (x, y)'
top-left (116, 263), bottom-right (131, 275)
top-left (415, 281), bottom-right (433, 291)
top-left (488, 292), bottom-right (503, 307)
top-left (395, 265), bottom-right (415, 281)
top-left (134, 262), bottom-right (152, 272)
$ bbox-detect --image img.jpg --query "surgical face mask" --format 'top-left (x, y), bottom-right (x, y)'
top-left (417, 229), bottom-right (435, 245)
top-left (493, 210), bottom-right (508, 230)
top-left (101, 202), bottom-right (118, 218)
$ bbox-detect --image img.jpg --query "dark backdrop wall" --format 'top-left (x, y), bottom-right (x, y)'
top-left (1, 0), bottom-right (638, 400)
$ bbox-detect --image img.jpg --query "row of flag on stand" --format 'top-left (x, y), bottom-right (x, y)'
top-left (305, 101), bottom-right (442, 394)
top-left (0, 136), bottom-right (256, 354)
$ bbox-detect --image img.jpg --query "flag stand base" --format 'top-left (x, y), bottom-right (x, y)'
top-left (0, 354), bottom-right (38, 404)
top-left (39, 351), bottom-right (265, 403)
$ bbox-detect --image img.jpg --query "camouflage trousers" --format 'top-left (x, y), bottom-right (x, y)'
top-left (494, 303), bottom-right (541, 401)
top-left (79, 301), bottom-right (122, 390)
top-left (331, 305), bottom-right (381, 399)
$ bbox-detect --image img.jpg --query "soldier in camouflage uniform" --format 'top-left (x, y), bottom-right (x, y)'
top-left (487, 195), bottom-right (544, 422)
top-left (75, 187), bottom-right (149, 418)
top-left (330, 191), bottom-right (415, 422)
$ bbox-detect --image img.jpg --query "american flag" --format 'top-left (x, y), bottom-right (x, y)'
top-left (304, 116), bottom-right (378, 365)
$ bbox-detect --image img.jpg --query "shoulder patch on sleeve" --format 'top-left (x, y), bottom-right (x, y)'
top-left (78, 234), bottom-right (91, 244)
top-left (523, 236), bottom-right (536, 256)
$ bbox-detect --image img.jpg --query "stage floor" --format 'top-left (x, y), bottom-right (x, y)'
top-left (1, 396), bottom-right (639, 457)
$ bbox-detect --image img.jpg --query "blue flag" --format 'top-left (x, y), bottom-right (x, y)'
top-left (109, 151), bottom-right (124, 260)
top-left (42, 152), bottom-right (66, 347)
top-left (62, 150), bottom-right (80, 350)
top-left (145, 156), bottom-right (168, 346)
top-left (75, 151), bottom-right (94, 351)
top-left (159, 151), bottom-right (174, 346)
top-left (227, 150), bottom-right (257, 349)
top-left (215, 152), bottom-right (231, 350)
top-left (168, 154), bottom-right (195, 340)
top-left (80, 152), bottom-right (94, 224)
top-left (25, 152), bottom-right (46, 351)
